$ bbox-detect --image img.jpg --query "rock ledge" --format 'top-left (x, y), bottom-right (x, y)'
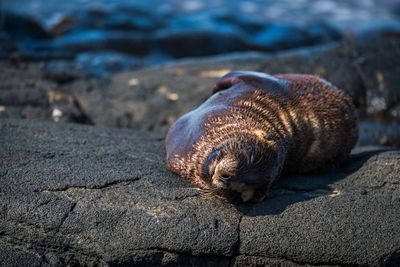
top-left (1, 119), bottom-right (399, 266)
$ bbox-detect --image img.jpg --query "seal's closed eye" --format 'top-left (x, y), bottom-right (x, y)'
top-left (218, 175), bottom-right (231, 187)
top-left (204, 149), bottom-right (220, 177)
top-left (248, 147), bottom-right (256, 165)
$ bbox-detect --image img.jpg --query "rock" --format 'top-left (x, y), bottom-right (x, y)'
top-left (0, 32), bottom-right (17, 59)
top-left (358, 122), bottom-right (400, 147)
top-left (3, 0), bottom-right (398, 76)
top-left (153, 30), bottom-right (248, 58)
top-left (61, 33), bottom-right (399, 133)
top-left (75, 51), bottom-right (143, 76)
top-left (50, 4), bottom-right (163, 34)
top-left (156, 13), bottom-right (341, 58)
top-left (239, 148), bottom-right (400, 266)
top-left (307, 23), bottom-right (342, 43)
top-left (0, 62), bottom-right (91, 124)
top-left (1, 32), bottom-right (399, 145)
top-left (43, 61), bottom-right (84, 84)
top-left (0, 118), bottom-right (399, 266)
top-left (47, 30), bottom-right (150, 56)
top-left (40, 50), bottom-right (144, 79)
top-left (2, 11), bottom-right (51, 40)
top-left (351, 32), bottom-right (400, 123)
top-left (213, 11), bottom-right (266, 35)
top-left (101, 11), bottom-right (163, 32)
top-left (250, 23), bottom-right (341, 51)
top-left (0, 242), bottom-right (43, 267)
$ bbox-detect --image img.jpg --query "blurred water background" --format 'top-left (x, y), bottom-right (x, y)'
top-left (1, 0), bottom-right (399, 75)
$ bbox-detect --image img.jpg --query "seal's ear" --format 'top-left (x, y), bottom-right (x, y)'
top-left (213, 71), bottom-right (244, 93)
top-left (213, 71), bottom-right (284, 94)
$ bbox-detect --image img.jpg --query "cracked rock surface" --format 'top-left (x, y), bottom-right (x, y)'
top-left (1, 118), bottom-right (399, 266)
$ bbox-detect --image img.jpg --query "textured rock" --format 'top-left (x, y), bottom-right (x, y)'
top-left (0, 62), bottom-right (91, 124)
top-left (358, 122), bottom-right (400, 147)
top-left (1, 33), bottom-right (399, 148)
top-left (1, 34), bottom-right (399, 147)
top-left (74, 50), bottom-right (143, 76)
top-left (62, 33), bottom-right (400, 132)
top-left (353, 33), bottom-right (400, 122)
top-left (249, 22), bottom-right (341, 51)
top-left (1, 118), bottom-right (399, 266)
top-left (47, 30), bottom-right (150, 56)
top-left (2, 11), bottom-right (51, 40)
top-left (0, 32), bottom-right (17, 59)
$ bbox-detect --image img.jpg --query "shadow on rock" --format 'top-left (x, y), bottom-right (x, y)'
top-left (236, 148), bottom-right (394, 216)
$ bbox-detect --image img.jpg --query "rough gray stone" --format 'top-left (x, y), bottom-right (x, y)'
top-left (1, 33), bottom-right (399, 137)
top-left (0, 242), bottom-right (44, 267)
top-left (63, 33), bottom-right (400, 132)
top-left (0, 62), bottom-right (91, 124)
top-left (1, 118), bottom-right (399, 266)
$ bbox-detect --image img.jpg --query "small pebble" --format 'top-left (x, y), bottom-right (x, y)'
top-left (167, 93), bottom-right (179, 101)
top-left (128, 78), bottom-right (139, 86)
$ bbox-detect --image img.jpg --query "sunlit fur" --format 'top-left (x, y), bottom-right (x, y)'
top-left (166, 71), bottom-right (358, 203)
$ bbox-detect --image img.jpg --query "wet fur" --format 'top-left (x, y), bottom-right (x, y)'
top-left (165, 71), bottom-right (359, 203)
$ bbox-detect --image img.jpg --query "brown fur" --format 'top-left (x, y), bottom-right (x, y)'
top-left (166, 71), bottom-right (358, 203)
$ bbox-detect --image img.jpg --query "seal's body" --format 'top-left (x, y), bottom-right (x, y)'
top-left (166, 71), bottom-right (358, 203)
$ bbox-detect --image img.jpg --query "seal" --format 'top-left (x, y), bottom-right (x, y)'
top-left (166, 71), bottom-right (358, 203)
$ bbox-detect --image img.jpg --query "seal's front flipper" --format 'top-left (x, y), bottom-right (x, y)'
top-left (213, 71), bottom-right (285, 95)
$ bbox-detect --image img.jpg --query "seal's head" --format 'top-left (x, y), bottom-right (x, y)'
top-left (202, 136), bottom-right (280, 203)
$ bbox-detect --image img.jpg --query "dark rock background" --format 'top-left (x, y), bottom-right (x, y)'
top-left (1, 0), bottom-right (400, 266)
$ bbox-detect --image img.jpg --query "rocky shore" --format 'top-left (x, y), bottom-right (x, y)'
top-left (1, 118), bottom-right (399, 266)
top-left (1, 31), bottom-right (400, 145)
top-left (1, 32), bottom-right (400, 265)
top-left (1, 0), bottom-right (400, 266)
top-left (2, 0), bottom-right (400, 76)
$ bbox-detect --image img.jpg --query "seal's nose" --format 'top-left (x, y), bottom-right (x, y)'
top-left (219, 175), bottom-right (232, 187)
